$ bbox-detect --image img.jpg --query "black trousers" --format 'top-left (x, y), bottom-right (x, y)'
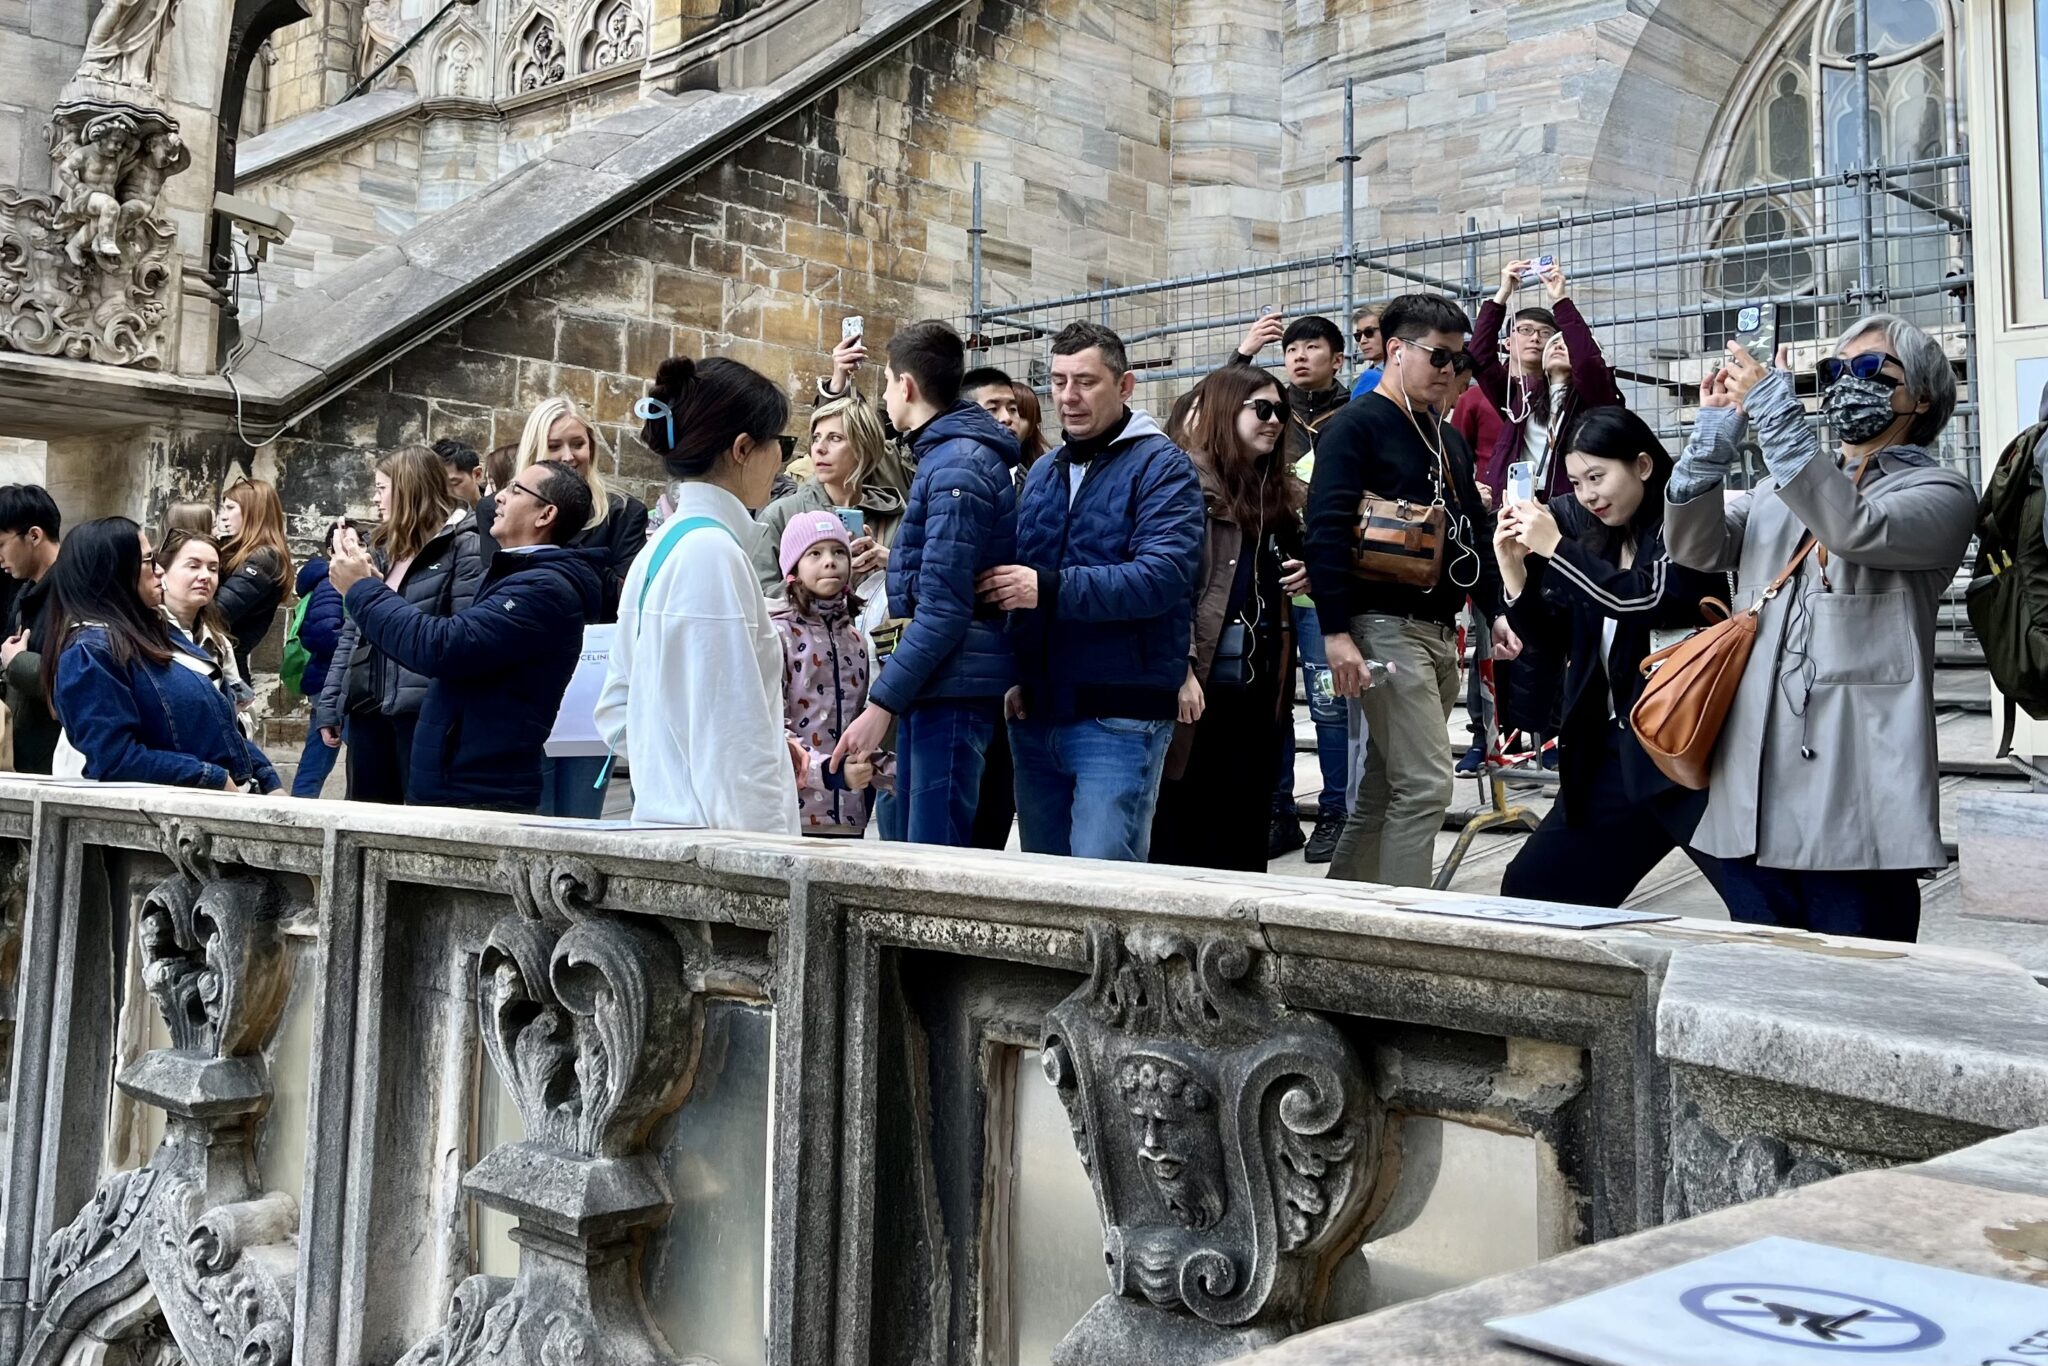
top-left (1716, 858), bottom-right (1921, 943)
top-left (1501, 726), bottom-right (1722, 908)
top-left (345, 710), bottom-right (417, 806)
top-left (1150, 668), bottom-right (1283, 873)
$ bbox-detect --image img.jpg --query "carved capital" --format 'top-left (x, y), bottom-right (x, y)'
top-left (1045, 924), bottom-right (1381, 1365)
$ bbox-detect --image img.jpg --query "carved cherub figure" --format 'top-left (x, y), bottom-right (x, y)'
top-left (57, 115), bottom-right (140, 268)
top-left (118, 128), bottom-right (186, 226)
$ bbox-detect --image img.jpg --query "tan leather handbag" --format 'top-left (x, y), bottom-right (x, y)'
top-left (1630, 537), bottom-right (1817, 789)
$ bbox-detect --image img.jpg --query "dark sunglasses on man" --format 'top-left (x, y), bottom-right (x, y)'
top-left (1816, 351), bottom-right (1905, 390)
top-left (1353, 324), bottom-right (1380, 343)
top-left (1397, 339), bottom-right (1475, 375)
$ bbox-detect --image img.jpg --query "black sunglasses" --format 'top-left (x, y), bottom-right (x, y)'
top-left (1397, 339), bottom-right (1472, 373)
top-left (1242, 398), bottom-right (1284, 422)
top-left (1353, 325), bottom-right (1379, 341)
top-left (1817, 352), bottom-right (1906, 390)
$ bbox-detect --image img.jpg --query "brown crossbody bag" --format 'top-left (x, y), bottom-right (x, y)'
top-left (1351, 417), bottom-right (1456, 588)
top-left (1629, 452), bottom-right (1873, 789)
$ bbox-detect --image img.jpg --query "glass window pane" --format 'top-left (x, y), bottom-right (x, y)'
top-left (2039, 0), bottom-right (2048, 283)
top-left (1008, 1048), bottom-right (1107, 1366)
top-left (1767, 70), bottom-right (1814, 179)
top-left (1827, 0), bottom-right (1940, 56)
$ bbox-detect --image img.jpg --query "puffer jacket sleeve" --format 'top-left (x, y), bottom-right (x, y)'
top-left (447, 528), bottom-right (487, 614)
top-left (344, 572), bottom-right (559, 682)
top-left (314, 615), bottom-right (359, 731)
top-left (1041, 447), bottom-right (1204, 623)
top-left (867, 449), bottom-right (994, 714)
top-left (300, 579), bottom-right (344, 661)
top-left (214, 547), bottom-right (282, 644)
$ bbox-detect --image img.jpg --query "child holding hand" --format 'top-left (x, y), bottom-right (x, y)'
top-left (773, 512), bottom-right (893, 837)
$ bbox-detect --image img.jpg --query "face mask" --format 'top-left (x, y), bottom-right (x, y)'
top-left (1821, 375), bottom-right (1902, 444)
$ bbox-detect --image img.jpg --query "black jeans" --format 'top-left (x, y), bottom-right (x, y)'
top-left (1716, 857), bottom-right (1922, 943)
top-left (345, 710), bottom-right (416, 805)
top-left (1501, 726), bottom-right (1722, 908)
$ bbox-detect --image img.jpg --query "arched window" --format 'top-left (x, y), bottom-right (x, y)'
top-left (1702, 0), bottom-right (1961, 331)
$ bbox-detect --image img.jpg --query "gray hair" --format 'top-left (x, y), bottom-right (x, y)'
top-left (1834, 313), bottom-right (1955, 448)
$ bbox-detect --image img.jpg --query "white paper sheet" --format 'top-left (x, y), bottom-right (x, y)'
top-left (544, 623), bottom-right (614, 758)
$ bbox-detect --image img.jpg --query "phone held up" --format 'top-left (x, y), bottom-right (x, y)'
top-left (1518, 254), bottom-right (1556, 286)
top-left (842, 315), bottom-right (864, 344)
top-left (1506, 460), bottom-right (1535, 506)
top-left (835, 507), bottom-right (866, 540)
top-left (1720, 303), bottom-right (1780, 371)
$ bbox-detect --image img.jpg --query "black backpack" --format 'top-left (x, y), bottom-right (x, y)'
top-left (1965, 420), bottom-right (2048, 755)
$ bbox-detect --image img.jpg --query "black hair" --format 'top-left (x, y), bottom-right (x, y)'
top-left (38, 516), bottom-right (174, 713)
top-left (1564, 406), bottom-right (1675, 542)
top-left (1282, 316), bottom-right (1344, 353)
top-left (1512, 306), bottom-right (1558, 331)
top-left (1050, 321), bottom-right (1129, 377)
top-left (640, 356), bottom-right (790, 480)
top-left (886, 320), bottom-right (967, 409)
top-left (1380, 294), bottom-right (1473, 345)
top-left (960, 366), bottom-right (1015, 398)
top-left (432, 438), bottom-right (481, 475)
top-left (529, 459), bottom-right (594, 546)
top-left (0, 485), bottom-right (61, 541)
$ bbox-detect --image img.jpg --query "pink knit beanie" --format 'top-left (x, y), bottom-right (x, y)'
top-left (779, 510), bottom-right (852, 577)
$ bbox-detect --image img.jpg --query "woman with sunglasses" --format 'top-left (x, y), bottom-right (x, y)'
top-left (1468, 259), bottom-right (1622, 503)
top-left (43, 519), bottom-right (279, 792)
top-left (597, 356), bottom-right (799, 834)
top-left (1150, 365), bottom-right (1309, 871)
top-left (1665, 314), bottom-right (1975, 941)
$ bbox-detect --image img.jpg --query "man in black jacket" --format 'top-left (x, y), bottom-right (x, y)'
top-left (329, 461), bottom-right (605, 814)
top-left (0, 486), bottom-right (62, 773)
top-left (1304, 294), bottom-right (1516, 888)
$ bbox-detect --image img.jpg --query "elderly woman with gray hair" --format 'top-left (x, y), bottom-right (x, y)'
top-left (1664, 314), bottom-right (1975, 941)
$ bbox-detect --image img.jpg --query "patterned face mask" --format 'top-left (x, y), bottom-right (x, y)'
top-left (1821, 374), bottom-right (1903, 444)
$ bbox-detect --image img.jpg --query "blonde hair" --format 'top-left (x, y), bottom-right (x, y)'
top-left (809, 394), bottom-right (886, 499)
top-left (373, 446), bottom-right (462, 564)
top-left (162, 501), bottom-right (213, 538)
top-left (516, 398), bottom-right (609, 531)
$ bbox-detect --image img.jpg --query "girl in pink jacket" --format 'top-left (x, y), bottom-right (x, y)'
top-left (772, 511), bottom-right (894, 837)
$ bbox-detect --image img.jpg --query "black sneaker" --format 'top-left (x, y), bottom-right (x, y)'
top-left (1268, 813), bottom-right (1307, 859)
top-left (1304, 813), bottom-right (1345, 864)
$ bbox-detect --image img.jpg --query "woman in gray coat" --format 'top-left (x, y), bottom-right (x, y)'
top-left (1665, 314), bottom-right (1975, 941)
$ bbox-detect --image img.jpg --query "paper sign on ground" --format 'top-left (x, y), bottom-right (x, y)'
top-left (1397, 895), bottom-right (1676, 930)
top-left (1487, 1235), bottom-right (2048, 1366)
top-left (545, 623), bottom-right (614, 758)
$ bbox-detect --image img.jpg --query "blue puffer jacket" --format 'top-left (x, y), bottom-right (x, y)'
top-left (293, 559), bottom-right (345, 699)
top-left (343, 545), bottom-right (607, 813)
top-left (1011, 409), bottom-right (1205, 721)
top-left (870, 401), bottom-right (1021, 712)
top-left (55, 628), bottom-right (280, 791)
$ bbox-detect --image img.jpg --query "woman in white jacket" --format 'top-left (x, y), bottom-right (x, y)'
top-left (597, 356), bottom-right (799, 833)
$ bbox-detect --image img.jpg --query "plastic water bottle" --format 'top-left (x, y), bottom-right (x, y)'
top-left (1310, 659), bottom-right (1396, 705)
top-left (1363, 659), bottom-right (1397, 689)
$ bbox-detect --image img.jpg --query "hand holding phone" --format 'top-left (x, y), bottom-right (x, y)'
top-left (1506, 460), bottom-right (1535, 506)
top-left (1518, 254), bottom-right (1556, 286)
top-left (842, 315), bottom-right (864, 343)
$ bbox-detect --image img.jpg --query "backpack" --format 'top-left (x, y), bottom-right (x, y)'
top-left (278, 592), bottom-right (311, 696)
top-left (1965, 420), bottom-right (2048, 756)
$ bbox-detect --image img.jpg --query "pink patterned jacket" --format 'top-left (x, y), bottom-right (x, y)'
top-left (773, 594), bottom-right (894, 836)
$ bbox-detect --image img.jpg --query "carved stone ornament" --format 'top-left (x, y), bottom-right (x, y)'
top-left (395, 858), bottom-right (706, 1366)
top-left (514, 15), bottom-right (568, 92)
top-left (20, 861), bottom-right (302, 1366)
top-left (1664, 1100), bottom-right (1842, 1222)
top-left (1042, 924), bottom-right (1382, 1365)
top-left (0, 0), bottom-right (190, 370)
top-left (586, 0), bottom-right (645, 70)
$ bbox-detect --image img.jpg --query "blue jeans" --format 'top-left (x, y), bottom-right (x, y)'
top-left (291, 725), bottom-right (340, 798)
top-left (1010, 716), bottom-right (1173, 861)
top-left (896, 701), bottom-right (999, 846)
top-left (1273, 604), bottom-right (1349, 820)
top-left (538, 754), bottom-right (610, 819)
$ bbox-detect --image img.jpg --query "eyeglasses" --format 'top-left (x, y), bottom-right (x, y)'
top-left (1510, 324), bottom-right (1558, 341)
top-left (1817, 352), bottom-right (1906, 390)
top-left (501, 481), bottom-right (556, 509)
top-left (1353, 325), bottom-right (1379, 341)
top-left (1242, 398), bottom-right (1284, 422)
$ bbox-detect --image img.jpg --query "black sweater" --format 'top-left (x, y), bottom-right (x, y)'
top-left (1304, 390), bottom-right (1502, 628)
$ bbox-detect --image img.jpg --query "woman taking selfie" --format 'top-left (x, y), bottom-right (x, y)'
top-left (752, 392), bottom-right (904, 598)
top-left (1492, 408), bottom-right (1726, 907)
top-left (157, 529), bottom-right (255, 722)
top-left (1149, 364), bottom-right (1309, 871)
top-left (45, 518), bottom-right (279, 792)
top-left (213, 477), bottom-right (292, 678)
top-left (314, 445), bottom-right (484, 804)
top-left (1664, 315), bottom-right (1976, 941)
top-left (597, 356), bottom-right (798, 833)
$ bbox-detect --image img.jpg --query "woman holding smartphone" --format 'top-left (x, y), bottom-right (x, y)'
top-left (1492, 408), bottom-right (1726, 907)
top-left (751, 392), bottom-right (904, 599)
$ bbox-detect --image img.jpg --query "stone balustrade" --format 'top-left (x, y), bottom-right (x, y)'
top-left (0, 781), bottom-right (2041, 1366)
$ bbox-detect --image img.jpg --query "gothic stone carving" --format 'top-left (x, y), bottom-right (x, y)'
top-left (20, 863), bottom-right (301, 1366)
top-left (0, 0), bottom-right (189, 369)
top-left (1043, 924), bottom-right (1381, 1365)
top-left (1664, 1100), bottom-right (1841, 1221)
top-left (514, 14), bottom-right (568, 92)
top-left (397, 857), bottom-right (705, 1366)
top-left (584, 0), bottom-right (645, 70)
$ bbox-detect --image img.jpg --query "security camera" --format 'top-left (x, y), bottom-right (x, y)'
top-left (213, 191), bottom-right (294, 263)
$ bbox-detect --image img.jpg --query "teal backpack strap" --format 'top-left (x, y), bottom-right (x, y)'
top-left (596, 514), bottom-right (741, 792)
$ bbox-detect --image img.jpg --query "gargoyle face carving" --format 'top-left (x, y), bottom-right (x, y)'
top-left (1116, 1053), bottom-right (1225, 1232)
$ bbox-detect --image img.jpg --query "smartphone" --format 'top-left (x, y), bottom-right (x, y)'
top-left (1259, 304), bottom-right (1276, 317)
top-left (835, 507), bottom-right (865, 539)
top-left (1518, 254), bottom-right (1556, 285)
top-left (1729, 303), bottom-right (1779, 365)
top-left (1506, 460), bottom-right (1535, 505)
top-left (842, 315), bottom-right (864, 343)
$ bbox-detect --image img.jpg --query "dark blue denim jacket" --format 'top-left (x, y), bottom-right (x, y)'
top-left (55, 627), bottom-right (280, 792)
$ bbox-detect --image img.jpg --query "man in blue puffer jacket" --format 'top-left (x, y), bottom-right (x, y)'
top-left (328, 460), bottom-right (606, 814)
top-left (978, 322), bottom-right (1205, 862)
top-left (832, 320), bottom-right (1020, 845)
